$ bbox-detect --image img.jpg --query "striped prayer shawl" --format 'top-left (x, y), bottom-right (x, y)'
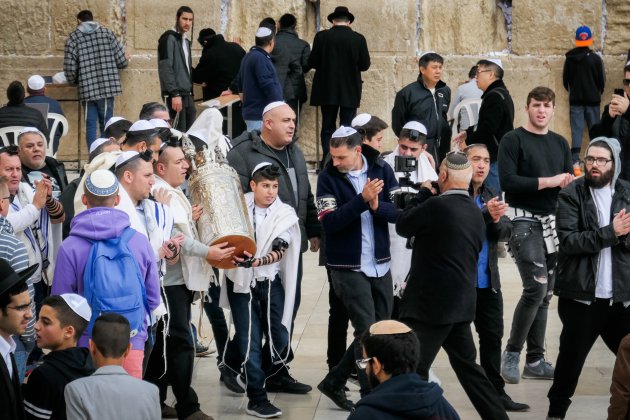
top-left (507, 207), bottom-right (559, 254)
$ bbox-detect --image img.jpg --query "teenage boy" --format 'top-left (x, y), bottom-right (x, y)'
top-left (223, 162), bottom-right (301, 418)
top-left (22, 294), bottom-right (95, 420)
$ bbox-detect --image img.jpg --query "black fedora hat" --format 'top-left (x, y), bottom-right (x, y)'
top-left (0, 259), bottom-right (38, 297)
top-left (327, 6), bottom-right (355, 24)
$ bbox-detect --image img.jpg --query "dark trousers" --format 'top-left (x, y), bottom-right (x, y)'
top-left (474, 288), bottom-right (505, 395)
top-left (326, 268), bottom-right (349, 369)
top-left (203, 279), bottom-right (228, 362)
top-left (320, 105), bottom-right (356, 160)
top-left (226, 276), bottom-right (288, 403)
top-left (506, 220), bottom-right (557, 363)
top-left (144, 285), bottom-right (199, 419)
top-left (403, 318), bottom-right (508, 420)
top-left (547, 298), bottom-right (630, 418)
top-left (166, 94), bottom-right (196, 132)
top-left (325, 270), bottom-right (393, 396)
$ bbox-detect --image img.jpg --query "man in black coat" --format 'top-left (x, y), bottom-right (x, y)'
top-left (273, 14), bottom-right (311, 124)
top-left (0, 260), bottom-right (38, 420)
top-left (391, 52), bottom-right (451, 164)
top-left (396, 152), bottom-right (508, 420)
top-left (0, 82), bottom-right (49, 145)
top-left (308, 6), bottom-right (370, 164)
top-left (454, 58), bottom-right (514, 195)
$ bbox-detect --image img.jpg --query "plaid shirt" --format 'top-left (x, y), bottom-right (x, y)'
top-left (64, 23), bottom-right (128, 102)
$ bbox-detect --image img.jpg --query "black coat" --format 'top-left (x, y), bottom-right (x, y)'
top-left (0, 353), bottom-right (24, 420)
top-left (308, 25), bottom-right (370, 108)
top-left (466, 79), bottom-right (514, 162)
top-left (396, 190), bottom-right (484, 324)
top-left (273, 29), bottom-right (311, 103)
top-left (563, 47), bottom-right (605, 106)
top-left (473, 184), bottom-right (512, 290)
top-left (590, 104), bottom-right (630, 180)
top-left (227, 130), bottom-right (321, 252)
top-left (555, 178), bottom-right (630, 302)
top-left (0, 104), bottom-right (50, 144)
top-left (192, 35), bottom-right (246, 100)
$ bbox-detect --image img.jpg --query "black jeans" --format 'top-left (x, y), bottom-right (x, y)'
top-left (326, 268), bottom-right (349, 369)
top-left (474, 288), bottom-right (505, 395)
top-left (548, 298), bottom-right (630, 418)
top-left (403, 318), bottom-right (508, 420)
top-left (320, 105), bottom-right (356, 160)
top-left (506, 220), bottom-right (557, 363)
top-left (166, 94), bottom-right (196, 131)
top-left (203, 280), bottom-right (228, 362)
top-left (325, 270), bottom-right (393, 396)
top-left (144, 285), bottom-right (199, 419)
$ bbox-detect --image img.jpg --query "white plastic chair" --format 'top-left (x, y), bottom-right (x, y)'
top-left (48, 113), bottom-right (69, 157)
top-left (451, 98), bottom-right (482, 139)
top-left (0, 126), bottom-right (25, 146)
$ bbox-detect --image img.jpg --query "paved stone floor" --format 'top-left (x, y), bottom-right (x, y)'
top-left (182, 250), bottom-right (617, 420)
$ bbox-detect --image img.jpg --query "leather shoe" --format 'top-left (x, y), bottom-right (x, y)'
top-left (266, 372), bottom-right (312, 394)
top-left (183, 410), bottom-right (214, 420)
top-left (500, 394), bottom-right (530, 412)
top-left (317, 378), bottom-right (354, 411)
top-left (161, 404), bottom-right (178, 419)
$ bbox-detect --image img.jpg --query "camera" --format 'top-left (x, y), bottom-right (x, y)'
top-left (392, 155), bottom-right (420, 209)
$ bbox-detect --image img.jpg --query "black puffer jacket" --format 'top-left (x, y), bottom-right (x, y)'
top-left (590, 104), bottom-right (630, 180)
top-left (273, 29), bottom-right (311, 103)
top-left (555, 177), bottom-right (630, 302)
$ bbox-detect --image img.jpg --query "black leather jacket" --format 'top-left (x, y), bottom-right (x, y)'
top-left (555, 178), bottom-right (630, 302)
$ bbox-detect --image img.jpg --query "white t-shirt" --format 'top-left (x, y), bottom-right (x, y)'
top-left (592, 185), bottom-right (613, 299)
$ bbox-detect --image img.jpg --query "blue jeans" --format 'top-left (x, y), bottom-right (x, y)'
top-left (486, 162), bottom-right (502, 197)
top-left (84, 97), bottom-right (114, 148)
top-left (245, 120), bottom-right (262, 132)
top-left (506, 220), bottom-right (557, 363)
top-left (226, 275), bottom-right (288, 403)
top-left (569, 105), bottom-right (600, 162)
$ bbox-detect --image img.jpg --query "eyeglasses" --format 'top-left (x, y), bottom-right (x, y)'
top-left (1, 195), bottom-right (11, 203)
top-left (623, 79), bottom-right (630, 86)
top-left (6, 302), bottom-right (33, 313)
top-left (355, 357), bottom-right (373, 370)
top-left (584, 156), bottom-right (613, 166)
top-left (0, 145), bottom-right (18, 156)
top-left (476, 69), bottom-right (492, 75)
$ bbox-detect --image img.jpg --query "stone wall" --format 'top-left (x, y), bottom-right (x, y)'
top-left (0, 0), bottom-right (628, 163)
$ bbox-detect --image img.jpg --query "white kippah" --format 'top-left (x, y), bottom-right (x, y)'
top-left (419, 50), bottom-right (436, 59)
top-left (149, 118), bottom-right (170, 129)
top-left (487, 58), bottom-right (503, 69)
top-left (104, 116), bottom-right (125, 132)
top-left (262, 101), bottom-right (286, 116)
top-left (128, 120), bottom-right (155, 132)
top-left (60, 293), bottom-right (92, 322)
top-left (251, 161), bottom-right (273, 177)
top-left (626, 60), bottom-right (630, 67)
top-left (331, 126), bottom-right (357, 139)
top-left (85, 169), bottom-right (118, 197)
top-left (27, 75), bottom-right (45, 91)
top-left (351, 113), bottom-right (371, 128)
top-left (402, 121), bottom-right (427, 135)
top-left (18, 127), bottom-right (45, 140)
top-left (256, 27), bottom-right (273, 38)
top-left (115, 151), bottom-right (140, 169)
top-left (89, 138), bottom-right (110, 154)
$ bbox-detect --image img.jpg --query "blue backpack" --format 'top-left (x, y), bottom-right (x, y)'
top-left (83, 227), bottom-right (151, 339)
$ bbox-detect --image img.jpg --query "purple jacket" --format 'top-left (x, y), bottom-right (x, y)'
top-left (52, 207), bottom-right (160, 350)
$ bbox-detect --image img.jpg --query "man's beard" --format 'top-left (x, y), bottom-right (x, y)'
top-left (585, 167), bottom-right (614, 189)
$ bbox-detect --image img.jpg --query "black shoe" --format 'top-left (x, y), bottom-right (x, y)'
top-left (161, 404), bottom-right (178, 419)
top-left (317, 378), bottom-right (354, 411)
top-left (246, 400), bottom-right (282, 418)
top-left (266, 372), bottom-right (312, 394)
top-left (500, 394), bottom-right (530, 412)
top-left (219, 365), bottom-right (245, 394)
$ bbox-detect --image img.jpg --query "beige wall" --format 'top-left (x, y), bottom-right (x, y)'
top-left (1, 0), bottom-right (629, 163)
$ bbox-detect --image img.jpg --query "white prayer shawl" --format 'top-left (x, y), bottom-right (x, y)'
top-left (74, 151), bottom-right (122, 216)
top-left (221, 193), bottom-right (301, 332)
top-left (9, 182), bottom-right (62, 285)
top-left (384, 149), bottom-right (438, 296)
top-left (152, 175), bottom-right (214, 291)
top-left (186, 108), bottom-right (232, 157)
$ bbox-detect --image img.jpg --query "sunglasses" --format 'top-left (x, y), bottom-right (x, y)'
top-left (0, 145), bottom-right (19, 155)
top-left (623, 79), bottom-right (630, 86)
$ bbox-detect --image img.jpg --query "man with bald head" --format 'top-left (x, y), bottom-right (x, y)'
top-left (227, 101), bottom-right (320, 393)
top-left (396, 152), bottom-right (508, 420)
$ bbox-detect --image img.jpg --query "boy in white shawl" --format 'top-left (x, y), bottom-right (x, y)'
top-left (223, 163), bottom-right (300, 418)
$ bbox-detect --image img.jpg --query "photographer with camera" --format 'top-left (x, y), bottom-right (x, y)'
top-left (383, 121), bottom-right (437, 304)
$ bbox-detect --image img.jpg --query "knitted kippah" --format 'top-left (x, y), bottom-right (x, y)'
top-left (445, 152), bottom-right (471, 170)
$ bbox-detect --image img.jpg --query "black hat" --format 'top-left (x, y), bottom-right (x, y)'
top-left (327, 6), bottom-right (355, 24)
top-left (0, 259), bottom-right (38, 297)
top-left (197, 28), bottom-right (216, 46)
